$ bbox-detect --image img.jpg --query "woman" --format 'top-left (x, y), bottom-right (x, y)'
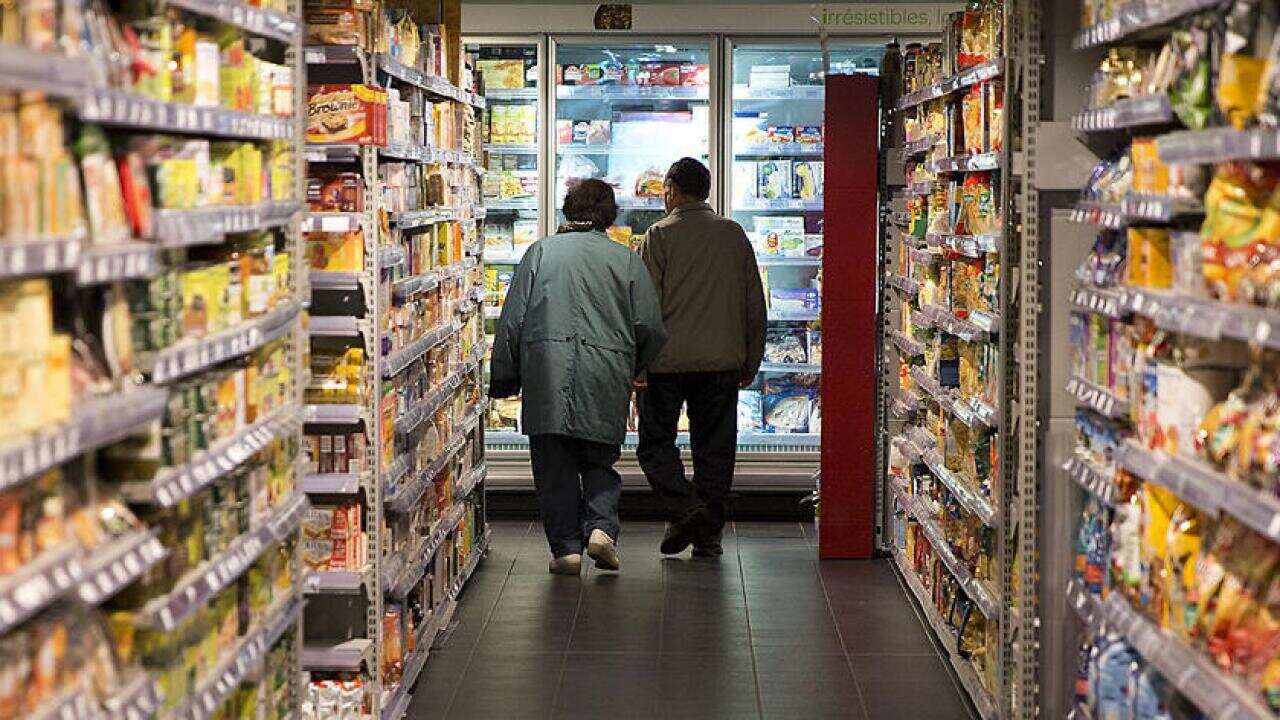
top-left (489, 179), bottom-right (667, 574)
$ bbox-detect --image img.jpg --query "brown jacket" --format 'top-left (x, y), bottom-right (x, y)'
top-left (640, 201), bottom-right (767, 376)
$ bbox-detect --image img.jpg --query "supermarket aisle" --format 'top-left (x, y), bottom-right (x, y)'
top-left (408, 521), bottom-right (974, 719)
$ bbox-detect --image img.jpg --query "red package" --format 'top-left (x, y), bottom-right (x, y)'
top-left (116, 151), bottom-right (153, 239)
top-left (680, 64), bottom-right (709, 87)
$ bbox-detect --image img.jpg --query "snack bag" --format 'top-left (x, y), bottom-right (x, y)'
top-left (959, 173), bottom-right (996, 236)
top-left (1201, 163), bottom-right (1280, 303)
top-left (1220, 53), bottom-right (1268, 129)
top-left (1168, 29), bottom-right (1214, 130)
top-left (961, 85), bottom-right (986, 155)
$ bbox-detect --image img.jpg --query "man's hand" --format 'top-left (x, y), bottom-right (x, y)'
top-left (739, 371), bottom-right (755, 389)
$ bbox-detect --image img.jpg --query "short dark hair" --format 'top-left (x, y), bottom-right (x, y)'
top-left (563, 179), bottom-right (618, 231)
top-left (665, 157), bottom-right (711, 200)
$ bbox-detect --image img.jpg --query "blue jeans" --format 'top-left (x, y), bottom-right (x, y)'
top-left (529, 434), bottom-right (622, 557)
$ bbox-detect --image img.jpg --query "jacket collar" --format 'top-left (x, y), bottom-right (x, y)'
top-left (670, 201), bottom-right (713, 217)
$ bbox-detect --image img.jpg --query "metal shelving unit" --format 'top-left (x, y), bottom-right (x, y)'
top-left (303, 8), bottom-right (490, 717)
top-left (1052, 0), bottom-right (1280, 717)
top-left (879, 1), bottom-right (1040, 716)
top-left (0, 1), bottom-right (311, 717)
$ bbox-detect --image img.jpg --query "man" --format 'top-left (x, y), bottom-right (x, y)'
top-left (637, 158), bottom-right (767, 557)
top-left (490, 179), bottom-right (667, 574)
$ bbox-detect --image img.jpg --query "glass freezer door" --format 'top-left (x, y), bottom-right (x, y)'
top-left (728, 41), bottom-right (883, 446)
top-left (467, 38), bottom-right (544, 439)
top-left (553, 40), bottom-right (713, 243)
top-left (470, 40), bottom-right (543, 265)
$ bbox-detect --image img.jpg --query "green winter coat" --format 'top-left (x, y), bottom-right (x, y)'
top-left (488, 230), bottom-right (668, 445)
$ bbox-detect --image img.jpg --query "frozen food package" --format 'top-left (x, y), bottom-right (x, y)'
top-left (763, 386), bottom-right (811, 433)
top-left (477, 59), bottom-right (526, 90)
top-left (733, 112), bottom-right (769, 148)
top-left (586, 120), bottom-right (611, 145)
top-left (754, 216), bottom-right (804, 256)
top-left (757, 160), bottom-right (793, 200)
top-left (764, 328), bottom-right (808, 363)
top-left (793, 161), bottom-right (823, 200)
top-left (738, 391), bottom-right (763, 432)
top-left (513, 220), bottom-right (538, 252)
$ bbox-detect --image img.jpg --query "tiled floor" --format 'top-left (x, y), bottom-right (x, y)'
top-left (408, 520), bottom-right (975, 720)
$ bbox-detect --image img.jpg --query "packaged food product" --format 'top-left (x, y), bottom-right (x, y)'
top-left (307, 84), bottom-right (386, 145)
top-left (757, 161), bottom-right (793, 200)
top-left (793, 161), bottom-right (823, 200)
top-left (307, 231), bottom-right (364, 272)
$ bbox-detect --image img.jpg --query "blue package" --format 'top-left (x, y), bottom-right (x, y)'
top-left (1131, 666), bottom-right (1172, 720)
top-left (1096, 640), bottom-right (1137, 720)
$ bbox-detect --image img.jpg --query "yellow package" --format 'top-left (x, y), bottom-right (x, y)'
top-left (1130, 138), bottom-right (1168, 196)
top-left (43, 333), bottom-right (71, 427)
top-left (1218, 54), bottom-right (1268, 129)
top-left (1126, 228), bottom-right (1172, 288)
top-left (272, 252), bottom-right (291, 306)
top-left (158, 156), bottom-right (199, 210)
top-left (307, 231), bottom-right (364, 272)
top-left (477, 59), bottom-right (526, 90)
top-left (181, 266), bottom-right (211, 337)
top-left (269, 142), bottom-right (294, 202)
top-left (239, 143), bottom-right (264, 205)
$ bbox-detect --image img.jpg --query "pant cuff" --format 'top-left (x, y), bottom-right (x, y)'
top-left (548, 539), bottom-right (583, 557)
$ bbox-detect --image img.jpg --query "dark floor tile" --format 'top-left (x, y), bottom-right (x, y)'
top-left (821, 559), bottom-right (906, 599)
top-left (849, 653), bottom-right (977, 712)
top-left (441, 652), bottom-right (565, 720)
top-left (660, 627), bottom-right (753, 656)
top-left (849, 653), bottom-right (952, 686)
top-left (488, 520), bottom-right (533, 538)
top-left (618, 520), bottom-right (669, 536)
top-left (407, 649), bottom-right (469, 717)
top-left (750, 625), bottom-right (846, 654)
top-left (835, 599), bottom-right (938, 655)
top-left (474, 619), bottom-right (576, 653)
top-left (735, 522), bottom-right (804, 538)
top-left (853, 656), bottom-right (973, 720)
top-left (743, 591), bottom-right (831, 614)
top-left (657, 654), bottom-right (761, 719)
top-left (554, 654), bottom-right (664, 719)
top-left (754, 649), bottom-right (864, 719)
top-left (569, 611), bottom-right (664, 652)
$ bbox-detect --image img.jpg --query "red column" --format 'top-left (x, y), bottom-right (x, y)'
top-left (819, 74), bottom-right (880, 559)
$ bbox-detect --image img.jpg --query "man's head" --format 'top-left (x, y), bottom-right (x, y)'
top-left (663, 157), bottom-right (711, 212)
top-left (563, 178), bottom-right (619, 231)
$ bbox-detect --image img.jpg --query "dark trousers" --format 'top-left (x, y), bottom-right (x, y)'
top-left (636, 371), bottom-right (739, 530)
top-left (529, 434), bottom-right (623, 557)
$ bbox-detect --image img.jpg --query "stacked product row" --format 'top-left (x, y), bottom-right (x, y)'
top-left (0, 1), bottom-right (308, 719)
top-left (298, 1), bottom-right (489, 718)
top-left (885, 3), bottom-right (1012, 719)
top-left (1067, 1), bottom-right (1280, 718)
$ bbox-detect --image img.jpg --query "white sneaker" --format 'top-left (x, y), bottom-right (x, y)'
top-left (549, 554), bottom-right (582, 575)
top-left (586, 529), bottom-right (620, 571)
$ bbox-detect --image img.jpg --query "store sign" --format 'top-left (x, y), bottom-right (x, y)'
top-left (813, 4), bottom-right (958, 32)
top-left (463, 3), bottom-right (962, 35)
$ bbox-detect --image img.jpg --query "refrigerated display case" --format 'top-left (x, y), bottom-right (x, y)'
top-left (727, 41), bottom-right (885, 447)
top-left (464, 33), bottom-right (885, 489)
top-left (553, 39), bottom-right (714, 241)
top-left (472, 39), bottom-right (544, 265)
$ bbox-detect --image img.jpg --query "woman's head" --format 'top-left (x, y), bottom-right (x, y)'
top-left (562, 179), bottom-right (618, 231)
